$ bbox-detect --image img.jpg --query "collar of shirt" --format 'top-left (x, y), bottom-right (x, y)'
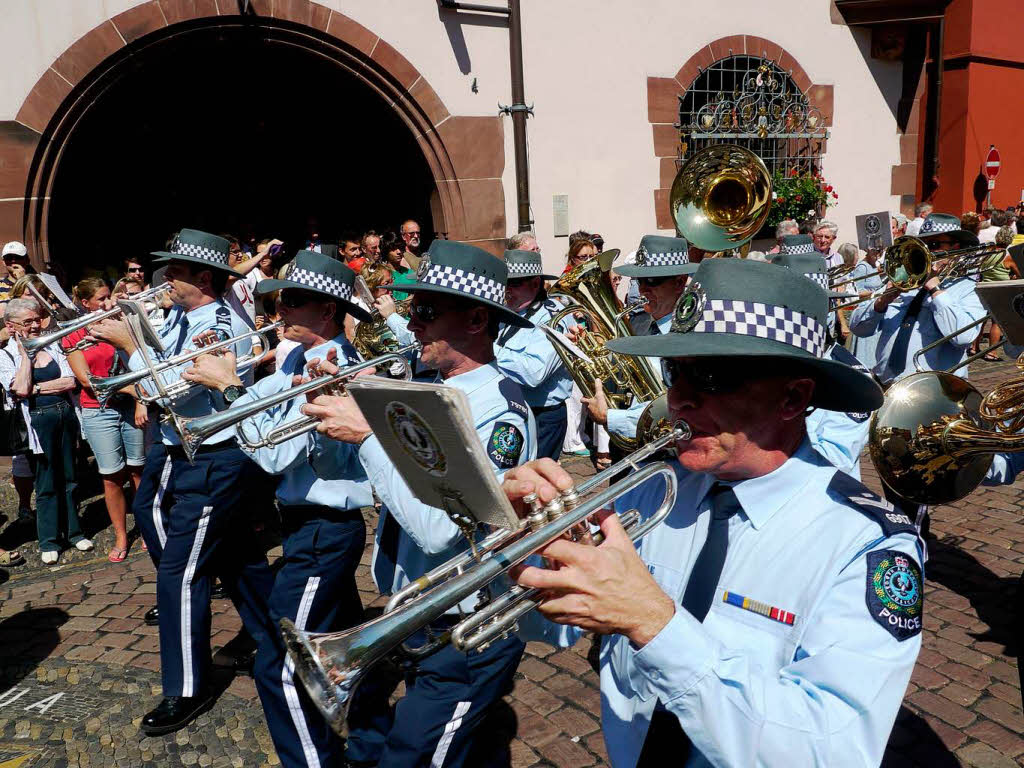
top-left (435, 359), bottom-right (502, 396)
top-left (654, 313), bottom-right (673, 333)
top-left (183, 299), bottom-right (223, 325)
top-left (728, 437), bottom-right (820, 530)
top-left (302, 332), bottom-right (350, 365)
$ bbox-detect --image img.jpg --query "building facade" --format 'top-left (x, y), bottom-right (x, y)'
top-left (0, 0), bottom-right (991, 276)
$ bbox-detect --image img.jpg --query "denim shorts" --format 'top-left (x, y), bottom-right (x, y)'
top-left (79, 402), bottom-right (146, 475)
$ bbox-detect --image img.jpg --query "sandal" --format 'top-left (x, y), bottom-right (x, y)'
top-left (595, 452), bottom-right (612, 469)
top-left (108, 546), bottom-right (129, 563)
top-left (982, 353), bottom-right (1001, 362)
top-left (0, 549), bottom-right (24, 566)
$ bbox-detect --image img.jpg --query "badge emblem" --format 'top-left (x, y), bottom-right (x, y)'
top-left (415, 255), bottom-right (431, 281)
top-left (866, 550), bottom-right (923, 641)
top-left (671, 281), bottom-right (706, 333)
top-left (864, 214), bottom-right (881, 236)
top-left (487, 422), bottom-right (524, 469)
top-left (385, 401), bottom-right (447, 477)
top-left (635, 245), bottom-right (648, 266)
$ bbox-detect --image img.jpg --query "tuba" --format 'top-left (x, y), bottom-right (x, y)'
top-left (546, 252), bottom-right (666, 450)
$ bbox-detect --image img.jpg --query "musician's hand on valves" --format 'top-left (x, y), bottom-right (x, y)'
top-left (300, 394), bottom-right (372, 444)
top-left (581, 378), bottom-right (609, 426)
top-left (182, 350), bottom-right (242, 392)
top-left (510, 505), bottom-right (676, 648)
top-left (191, 329), bottom-right (222, 349)
top-left (566, 325), bottom-right (585, 345)
top-left (375, 294), bottom-right (397, 318)
top-left (501, 459), bottom-right (574, 516)
top-left (89, 318), bottom-right (136, 353)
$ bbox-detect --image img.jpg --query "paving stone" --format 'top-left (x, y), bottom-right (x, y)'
top-left (966, 720), bottom-right (1024, 758)
top-left (959, 741), bottom-right (1020, 768)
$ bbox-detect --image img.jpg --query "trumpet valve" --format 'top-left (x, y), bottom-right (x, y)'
top-left (523, 493), bottom-right (547, 529)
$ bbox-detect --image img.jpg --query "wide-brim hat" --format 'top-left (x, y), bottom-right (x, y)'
top-left (918, 213), bottom-right (979, 248)
top-left (772, 252), bottom-right (850, 300)
top-left (504, 249), bottom-right (558, 281)
top-left (152, 229), bottom-right (237, 273)
top-left (615, 235), bottom-right (698, 277)
top-left (256, 249), bottom-right (372, 322)
top-left (778, 234), bottom-right (815, 256)
top-left (606, 258), bottom-right (883, 412)
top-left (384, 240), bottom-right (532, 328)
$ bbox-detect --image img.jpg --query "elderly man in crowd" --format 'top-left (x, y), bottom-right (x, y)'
top-left (812, 220), bottom-right (840, 268)
top-left (400, 219), bottom-right (423, 271)
top-left (905, 202), bottom-right (933, 236)
top-left (768, 219), bottom-right (799, 255)
top-left (507, 231), bottom-right (540, 253)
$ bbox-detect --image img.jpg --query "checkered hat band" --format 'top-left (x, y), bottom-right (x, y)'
top-left (806, 272), bottom-right (829, 289)
top-left (421, 264), bottom-right (505, 304)
top-left (173, 240), bottom-right (228, 265)
top-left (289, 267), bottom-right (353, 301)
top-left (920, 219), bottom-right (958, 234)
top-left (781, 243), bottom-right (815, 255)
top-left (692, 299), bottom-right (827, 357)
top-left (506, 260), bottom-right (543, 277)
top-left (645, 249), bottom-right (689, 266)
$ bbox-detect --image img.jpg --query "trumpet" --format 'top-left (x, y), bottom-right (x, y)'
top-left (170, 342), bottom-right (420, 462)
top-left (280, 422), bottom-right (689, 735)
top-left (88, 321), bottom-right (281, 408)
top-left (22, 283), bottom-right (171, 357)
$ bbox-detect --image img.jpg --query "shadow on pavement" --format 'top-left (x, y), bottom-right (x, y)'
top-left (883, 707), bottom-right (960, 767)
top-left (0, 607), bottom-right (69, 683)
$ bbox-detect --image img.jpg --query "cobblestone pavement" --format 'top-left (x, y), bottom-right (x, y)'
top-left (0, 359), bottom-right (1020, 766)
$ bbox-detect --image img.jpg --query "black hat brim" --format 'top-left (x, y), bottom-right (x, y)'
top-left (614, 262), bottom-right (699, 278)
top-left (918, 230), bottom-right (979, 248)
top-left (606, 332), bottom-right (882, 413)
top-left (150, 252), bottom-right (238, 274)
top-left (383, 282), bottom-right (532, 328)
top-left (256, 277), bottom-right (372, 323)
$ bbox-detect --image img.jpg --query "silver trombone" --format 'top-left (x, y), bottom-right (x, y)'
top-left (23, 283), bottom-right (171, 356)
top-left (88, 321), bottom-right (282, 408)
top-left (170, 341), bottom-right (420, 462)
top-left (280, 423), bottom-right (688, 735)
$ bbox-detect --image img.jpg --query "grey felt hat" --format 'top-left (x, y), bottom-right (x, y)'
top-left (152, 229), bottom-right (236, 273)
top-left (614, 235), bottom-right (698, 278)
top-left (385, 240), bottom-right (532, 328)
top-left (772, 252), bottom-right (851, 300)
top-left (256, 249), bottom-right (372, 323)
top-left (917, 213), bottom-right (980, 248)
top-left (605, 258), bottom-right (883, 412)
top-left (778, 234), bottom-right (815, 255)
top-left (504, 249), bottom-right (558, 281)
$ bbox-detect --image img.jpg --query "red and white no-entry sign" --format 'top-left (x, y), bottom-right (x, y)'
top-left (985, 145), bottom-right (1001, 180)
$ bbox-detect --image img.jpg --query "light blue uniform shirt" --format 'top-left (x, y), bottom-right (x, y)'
top-left (128, 299), bottom-right (254, 446)
top-left (850, 260), bottom-right (883, 293)
top-left (850, 276), bottom-right (985, 383)
top-left (231, 334), bottom-right (373, 511)
top-left (607, 312), bottom-right (673, 441)
top-left (519, 438), bottom-right (924, 767)
top-left (495, 298), bottom-right (572, 408)
top-left (357, 361), bottom-right (537, 614)
top-left (805, 344), bottom-right (874, 479)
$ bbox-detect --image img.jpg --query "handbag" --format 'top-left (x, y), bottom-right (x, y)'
top-left (0, 350), bottom-right (30, 456)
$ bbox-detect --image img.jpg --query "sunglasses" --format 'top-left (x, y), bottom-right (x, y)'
top-left (660, 358), bottom-right (749, 394)
top-left (279, 291), bottom-right (317, 309)
top-left (638, 276), bottom-right (673, 288)
top-left (127, 267), bottom-right (144, 273)
top-left (410, 301), bottom-right (450, 323)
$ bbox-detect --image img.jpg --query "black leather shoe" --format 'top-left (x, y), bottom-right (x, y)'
top-left (210, 583), bottom-right (228, 600)
top-left (144, 606), bottom-right (159, 626)
top-left (141, 693), bottom-right (215, 736)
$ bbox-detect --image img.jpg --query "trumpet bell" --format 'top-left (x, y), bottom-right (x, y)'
top-left (670, 145), bottom-right (772, 252)
top-left (869, 371), bottom-right (992, 505)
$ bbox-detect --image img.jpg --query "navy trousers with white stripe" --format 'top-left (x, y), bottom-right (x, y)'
top-left (346, 628), bottom-right (524, 767)
top-left (252, 508), bottom-right (366, 768)
top-left (133, 443), bottom-right (276, 697)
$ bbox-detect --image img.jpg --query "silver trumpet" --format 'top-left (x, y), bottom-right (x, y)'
top-left (280, 423), bottom-right (689, 735)
top-left (88, 321), bottom-right (282, 409)
top-left (23, 283), bottom-right (171, 357)
top-left (170, 341), bottom-right (420, 462)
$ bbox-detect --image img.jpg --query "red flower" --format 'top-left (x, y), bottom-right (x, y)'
top-left (795, 194), bottom-right (803, 201)
top-left (825, 185), bottom-right (833, 192)
top-left (777, 197), bottom-right (786, 203)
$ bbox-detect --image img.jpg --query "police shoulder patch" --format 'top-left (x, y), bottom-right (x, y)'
top-left (487, 421), bottom-right (525, 469)
top-left (498, 377), bottom-right (529, 419)
top-left (215, 304), bottom-right (232, 326)
top-left (846, 411), bottom-right (871, 423)
top-left (827, 471), bottom-right (917, 537)
top-left (866, 549), bottom-right (923, 641)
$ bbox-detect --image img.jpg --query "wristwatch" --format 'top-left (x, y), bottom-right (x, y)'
top-left (223, 384), bottom-right (247, 404)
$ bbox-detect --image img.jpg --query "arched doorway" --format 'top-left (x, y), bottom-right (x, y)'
top-left (49, 22), bottom-right (436, 277)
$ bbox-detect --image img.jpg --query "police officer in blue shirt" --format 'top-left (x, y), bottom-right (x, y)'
top-left (850, 213), bottom-right (987, 384)
top-left (91, 229), bottom-right (277, 736)
top-left (502, 258), bottom-right (922, 767)
top-left (300, 241), bottom-right (538, 768)
top-left (583, 235), bottom-right (697, 445)
top-left (774, 248), bottom-right (877, 479)
top-left (182, 250), bottom-right (374, 768)
top-left (495, 249), bottom-right (573, 460)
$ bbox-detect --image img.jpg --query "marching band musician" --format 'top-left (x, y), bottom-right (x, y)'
top-left (496, 249), bottom-right (573, 460)
top-left (582, 235), bottom-right (696, 445)
top-left (90, 230), bottom-right (277, 737)
top-left (502, 258), bottom-right (922, 767)
top-left (298, 241), bottom-right (538, 768)
top-left (850, 213), bottom-right (987, 385)
top-left (181, 251), bottom-right (374, 768)
top-left (773, 245), bottom-right (876, 479)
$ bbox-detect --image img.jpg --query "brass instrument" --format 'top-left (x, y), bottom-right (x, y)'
top-left (353, 298), bottom-right (412, 360)
top-left (281, 423), bottom-right (689, 735)
top-left (669, 144), bottom-right (772, 252)
top-left (169, 342), bottom-right (420, 462)
top-left (546, 255), bottom-right (665, 450)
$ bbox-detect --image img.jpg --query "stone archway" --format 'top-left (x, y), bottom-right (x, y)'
top-left (0, 0), bottom-right (507, 268)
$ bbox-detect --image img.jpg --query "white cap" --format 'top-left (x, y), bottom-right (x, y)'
top-left (2, 241), bottom-right (27, 258)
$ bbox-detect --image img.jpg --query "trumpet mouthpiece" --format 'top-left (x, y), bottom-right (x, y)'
top-left (672, 420), bottom-right (693, 442)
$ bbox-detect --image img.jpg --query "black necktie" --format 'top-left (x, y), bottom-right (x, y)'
top-left (883, 287), bottom-right (929, 383)
top-left (649, 319), bottom-right (661, 336)
top-left (681, 484), bottom-right (741, 622)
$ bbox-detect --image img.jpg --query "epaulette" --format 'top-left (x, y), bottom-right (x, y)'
top-left (498, 377), bottom-right (529, 419)
top-left (214, 303), bottom-right (232, 327)
top-left (828, 342), bottom-right (869, 374)
top-left (826, 471), bottom-right (917, 538)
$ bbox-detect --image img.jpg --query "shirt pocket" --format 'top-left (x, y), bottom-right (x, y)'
top-left (704, 587), bottom-right (800, 663)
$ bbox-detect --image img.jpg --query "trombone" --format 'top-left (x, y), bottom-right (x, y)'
top-left (169, 342), bottom-right (420, 462)
top-left (23, 283), bottom-right (171, 356)
top-left (280, 422), bottom-right (689, 735)
top-left (88, 321), bottom-right (282, 408)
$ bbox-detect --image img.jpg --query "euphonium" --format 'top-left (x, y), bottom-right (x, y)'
top-left (280, 423), bottom-right (689, 735)
top-left (547, 254), bottom-right (665, 450)
top-left (353, 298), bottom-right (412, 360)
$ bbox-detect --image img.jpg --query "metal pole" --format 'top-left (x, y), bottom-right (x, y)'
top-left (507, 0), bottom-right (532, 232)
